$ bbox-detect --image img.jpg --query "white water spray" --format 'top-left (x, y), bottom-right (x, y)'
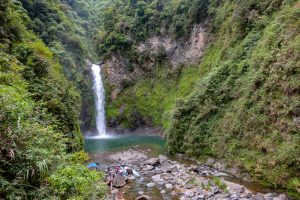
top-left (91, 64), bottom-right (107, 136)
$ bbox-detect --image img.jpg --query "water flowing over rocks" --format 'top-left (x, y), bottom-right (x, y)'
top-left (101, 148), bottom-right (291, 200)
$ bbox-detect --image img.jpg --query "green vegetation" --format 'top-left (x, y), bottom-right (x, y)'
top-left (99, 0), bottom-right (300, 197)
top-left (166, 0), bottom-right (300, 196)
top-left (0, 0), bottom-right (106, 199)
top-left (94, 0), bottom-right (209, 58)
top-left (1, 0), bottom-right (299, 198)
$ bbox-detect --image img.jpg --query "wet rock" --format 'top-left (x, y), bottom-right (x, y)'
top-left (112, 174), bottom-right (127, 188)
top-left (166, 183), bottom-right (173, 190)
top-left (135, 195), bottom-right (152, 200)
top-left (253, 193), bottom-right (265, 200)
top-left (159, 155), bottom-right (168, 164)
top-left (145, 158), bottom-right (159, 166)
top-left (146, 182), bottom-right (155, 188)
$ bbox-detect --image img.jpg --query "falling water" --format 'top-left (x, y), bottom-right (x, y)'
top-left (91, 64), bottom-right (106, 136)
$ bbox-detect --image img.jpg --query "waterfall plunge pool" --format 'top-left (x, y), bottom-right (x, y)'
top-left (84, 135), bottom-right (165, 156)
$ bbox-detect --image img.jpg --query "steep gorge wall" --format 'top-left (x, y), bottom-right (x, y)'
top-left (102, 0), bottom-right (300, 196)
top-left (104, 23), bottom-right (210, 129)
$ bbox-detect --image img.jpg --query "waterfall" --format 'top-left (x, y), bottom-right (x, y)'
top-left (91, 64), bottom-right (107, 136)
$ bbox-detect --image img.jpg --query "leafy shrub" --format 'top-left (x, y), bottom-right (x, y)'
top-left (48, 165), bottom-right (106, 199)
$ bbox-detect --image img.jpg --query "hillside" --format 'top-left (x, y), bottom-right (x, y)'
top-left (0, 0), bottom-right (299, 199)
top-left (0, 0), bottom-right (106, 199)
top-left (95, 0), bottom-right (300, 197)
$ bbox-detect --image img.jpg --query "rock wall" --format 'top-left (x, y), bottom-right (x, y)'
top-left (104, 23), bottom-right (209, 100)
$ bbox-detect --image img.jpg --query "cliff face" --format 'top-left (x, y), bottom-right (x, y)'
top-left (103, 23), bottom-right (210, 129)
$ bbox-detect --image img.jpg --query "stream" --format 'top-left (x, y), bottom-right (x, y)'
top-left (84, 135), bottom-right (289, 200)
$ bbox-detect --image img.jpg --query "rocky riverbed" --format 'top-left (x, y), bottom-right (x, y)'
top-left (92, 148), bottom-right (290, 200)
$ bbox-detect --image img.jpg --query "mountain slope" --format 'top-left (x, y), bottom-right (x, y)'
top-left (93, 0), bottom-right (300, 196)
top-left (167, 0), bottom-right (300, 195)
top-left (0, 1), bottom-right (106, 198)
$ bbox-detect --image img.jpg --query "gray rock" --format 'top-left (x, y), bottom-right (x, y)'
top-left (184, 184), bottom-right (194, 189)
top-left (190, 165), bottom-right (199, 172)
top-left (236, 186), bottom-right (245, 194)
top-left (144, 165), bottom-right (154, 171)
top-left (206, 158), bottom-right (215, 165)
top-left (112, 174), bottom-right (127, 188)
top-left (146, 182), bottom-right (155, 188)
top-left (159, 155), bottom-right (168, 164)
top-left (278, 194), bottom-right (288, 200)
top-left (128, 175), bottom-right (136, 182)
top-left (160, 190), bottom-right (166, 194)
top-left (135, 195), bottom-right (153, 200)
top-left (166, 183), bottom-right (174, 190)
top-left (212, 186), bottom-right (221, 194)
top-left (253, 193), bottom-right (265, 200)
top-left (264, 193), bottom-right (277, 200)
top-left (185, 190), bottom-right (195, 197)
top-left (231, 193), bottom-right (240, 200)
top-left (111, 189), bottom-right (118, 194)
top-left (293, 117), bottom-right (300, 124)
top-left (145, 158), bottom-right (159, 166)
top-left (207, 192), bottom-right (214, 197)
top-left (151, 174), bottom-right (163, 183)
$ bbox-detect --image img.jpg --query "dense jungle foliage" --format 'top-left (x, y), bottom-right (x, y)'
top-left (167, 0), bottom-right (300, 196)
top-left (0, 0), bottom-right (106, 199)
top-left (1, 0), bottom-right (300, 198)
top-left (96, 0), bottom-right (300, 197)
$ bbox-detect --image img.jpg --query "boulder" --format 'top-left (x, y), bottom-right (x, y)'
top-left (190, 165), bottom-right (199, 172)
top-left (184, 184), bottom-right (194, 189)
top-left (273, 194), bottom-right (288, 200)
top-left (145, 158), bottom-right (159, 166)
top-left (143, 165), bottom-right (154, 171)
top-left (112, 174), bottom-right (127, 188)
top-left (135, 195), bottom-right (152, 200)
top-left (253, 193), bottom-right (265, 200)
top-left (159, 155), bottom-right (168, 164)
top-left (146, 182), bottom-right (155, 188)
top-left (236, 186), bottom-right (245, 194)
top-left (231, 193), bottom-right (240, 200)
top-left (206, 158), bottom-right (215, 165)
top-left (165, 183), bottom-right (174, 190)
top-left (264, 193), bottom-right (277, 200)
top-left (151, 174), bottom-right (163, 183)
top-left (185, 190), bottom-right (195, 197)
